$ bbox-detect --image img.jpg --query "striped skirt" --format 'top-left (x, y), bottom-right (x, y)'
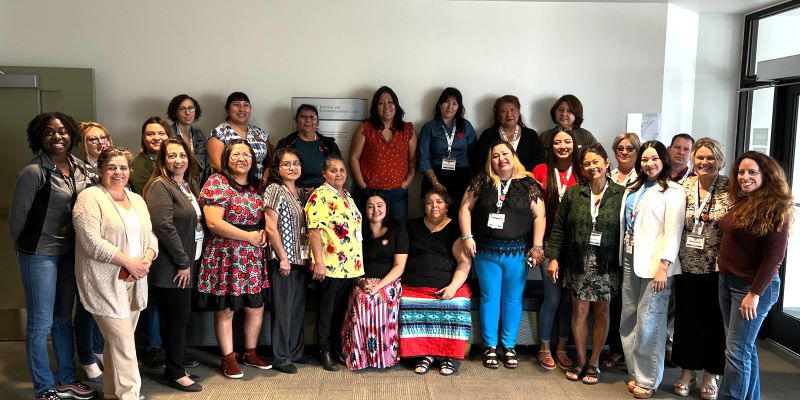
top-left (341, 278), bottom-right (402, 370)
top-left (398, 284), bottom-right (472, 359)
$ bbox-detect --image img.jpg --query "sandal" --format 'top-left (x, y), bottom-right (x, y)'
top-left (414, 356), bottom-right (433, 375)
top-left (601, 353), bottom-right (624, 368)
top-left (627, 380), bottom-right (637, 393)
top-left (502, 348), bottom-right (518, 369)
top-left (440, 358), bottom-right (456, 376)
top-left (565, 365), bottom-right (586, 381)
top-left (700, 376), bottom-right (718, 400)
top-left (582, 365), bottom-right (601, 385)
top-left (555, 350), bottom-right (573, 370)
top-left (538, 350), bottom-right (557, 370)
top-left (673, 376), bottom-right (697, 397)
top-left (632, 386), bottom-right (655, 399)
top-left (483, 347), bottom-right (499, 369)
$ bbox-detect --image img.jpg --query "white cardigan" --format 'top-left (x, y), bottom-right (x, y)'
top-left (618, 180), bottom-right (686, 278)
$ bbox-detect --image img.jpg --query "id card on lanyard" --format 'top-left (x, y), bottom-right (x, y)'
top-left (557, 166), bottom-right (573, 202)
top-left (488, 179), bottom-right (513, 229)
top-left (686, 176), bottom-right (716, 250)
top-left (441, 122), bottom-right (457, 171)
top-left (589, 183), bottom-right (608, 246)
top-left (624, 185), bottom-right (650, 254)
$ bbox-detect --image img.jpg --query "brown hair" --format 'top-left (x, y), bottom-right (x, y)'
top-left (549, 94), bottom-right (584, 128)
top-left (728, 151), bottom-right (793, 236)
top-left (491, 95), bottom-right (526, 128)
top-left (142, 138), bottom-right (198, 198)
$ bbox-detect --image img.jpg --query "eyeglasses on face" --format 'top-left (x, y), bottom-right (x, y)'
top-left (280, 161), bottom-right (302, 169)
top-left (179, 106), bottom-right (197, 113)
top-left (297, 114), bottom-right (318, 121)
top-left (229, 152), bottom-right (252, 159)
top-left (87, 136), bottom-right (110, 145)
top-left (616, 146), bottom-right (636, 153)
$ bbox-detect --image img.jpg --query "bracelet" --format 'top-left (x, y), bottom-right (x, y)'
top-left (531, 245), bottom-right (544, 251)
top-left (461, 234), bottom-right (474, 241)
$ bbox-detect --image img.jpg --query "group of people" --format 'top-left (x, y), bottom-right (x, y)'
top-left (10, 86), bottom-right (791, 400)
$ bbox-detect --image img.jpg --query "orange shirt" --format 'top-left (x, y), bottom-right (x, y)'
top-left (359, 121), bottom-right (413, 190)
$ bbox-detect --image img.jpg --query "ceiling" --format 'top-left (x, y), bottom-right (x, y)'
top-left (454, 1), bottom-right (787, 15)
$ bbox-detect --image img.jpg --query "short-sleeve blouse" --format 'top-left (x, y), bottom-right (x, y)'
top-left (402, 218), bottom-right (460, 288)
top-left (359, 121), bottom-right (414, 190)
top-left (264, 183), bottom-right (307, 265)
top-left (210, 122), bottom-right (270, 179)
top-left (363, 224), bottom-right (409, 279)
top-left (678, 175), bottom-right (732, 274)
top-left (305, 184), bottom-right (364, 279)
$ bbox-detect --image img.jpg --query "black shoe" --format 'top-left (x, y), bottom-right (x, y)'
top-left (167, 378), bottom-right (202, 393)
top-left (319, 351), bottom-right (339, 371)
top-left (182, 355), bottom-right (199, 368)
top-left (273, 363), bottom-right (298, 374)
top-left (141, 348), bottom-right (166, 369)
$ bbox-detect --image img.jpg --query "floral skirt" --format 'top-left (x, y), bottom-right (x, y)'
top-left (398, 284), bottom-right (472, 359)
top-left (341, 278), bottom-right (401, 370)
top-left (564, 250), bottom-right (621, 302)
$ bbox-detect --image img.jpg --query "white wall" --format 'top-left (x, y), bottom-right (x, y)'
top-left (661, 4), bottom-right (699, 142)
top-left (1, 0), bottom-right (669, 154)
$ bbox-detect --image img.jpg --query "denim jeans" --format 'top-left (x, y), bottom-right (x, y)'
top-left (619, 257), bottom-right (673, 390)
top-left (718, 273), bottom-right (780, 400)
top-left (18, 253), bottom-right (78, 395)
top-left (473, 248), bottom-right (527, 348)
top-left (538, 258), bottom-right (571, 343)
top-left (135, 291), bottom-right (162, 351)
top-left (75, 300), bottom-right (105, 365)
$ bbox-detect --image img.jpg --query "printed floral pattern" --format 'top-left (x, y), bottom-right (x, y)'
top-left (304, 184), bottom-right (363, 278)
top-left (679, 175), bottom-right (732, 274)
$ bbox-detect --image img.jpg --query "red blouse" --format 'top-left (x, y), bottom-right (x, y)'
top-left (359, 121), bottom-right (414, 190)
top-left (532, 163), bottom-right (577, 192)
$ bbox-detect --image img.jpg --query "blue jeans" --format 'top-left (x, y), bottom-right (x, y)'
top-left (18, 253), bottom-right (78, 395)
top-left (718, 273), bottom-right (780, 400)
top-left (538, 258), bottom-right (571, 343)
top-left (75, 300), bottom-right (104, 365)
top-left (619, 257), bottom-right (673, 390)
top-left (135, 299), bottom-right (162, 351)
top-left (473, 245), bottom-right (527, 348)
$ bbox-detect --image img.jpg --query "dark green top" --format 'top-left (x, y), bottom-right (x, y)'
top-left (130, 151), bottom-right (155, 195)
top-left (545, 181), bottom-right (623, 274)
top-left (539, 126), bottom-right (597, 151)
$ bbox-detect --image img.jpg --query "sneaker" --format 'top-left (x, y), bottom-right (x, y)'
top-left (36, 391), bottom-right (61, 400)
top-left (56, 382), bottom-right (97, 400)
top-left (140, 348), bottom-right (166, 369)
top-left (242, 349), bottom-right (272, 370)
top-left (221, 352), bottom-right (243, 379)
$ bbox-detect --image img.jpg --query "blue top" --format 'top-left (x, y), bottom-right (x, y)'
top-left (625, 179), bottom-right (657, 230)
top-left (417, 118), bottom-right (476, 172)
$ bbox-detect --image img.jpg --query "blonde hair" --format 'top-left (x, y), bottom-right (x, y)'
top-left (77, 121), bottom-right (112, 149)
top-left (484, 141), bottom-right (531, 189)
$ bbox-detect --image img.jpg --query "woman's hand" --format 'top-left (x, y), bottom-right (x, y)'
top-left (652, 268), bottom-right (668, 293)
top-left (739, 292), bottom-right (761, 321)
top-left (531, 247), bottom-right (545, 265)
top-left (312, 262), bottom-right (326, 281)
top-left (435, 285), bottom-right (457, 300)
top-left (172, 268), bottom-right (191, 288)
top-left (125, 257), bottom-right (151, 280)
top-left (547, 259), bottom-right (559, 283)
top-left (464, 237), bottom-right (476, 258)
top-left (278, 259), bottom-right (291, 277)
top-left (247, 230), bottom-right (267, 247)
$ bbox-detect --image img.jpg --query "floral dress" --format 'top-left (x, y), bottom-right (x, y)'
top-left (197, 173), bottom-right (268, 310)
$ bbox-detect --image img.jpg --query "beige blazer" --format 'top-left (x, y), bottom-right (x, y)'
top-left (73, 185), bottom-right (158, 318)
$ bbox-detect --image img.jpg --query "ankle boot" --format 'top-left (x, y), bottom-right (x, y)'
top-left (320, 350), bottom-right (339, 371)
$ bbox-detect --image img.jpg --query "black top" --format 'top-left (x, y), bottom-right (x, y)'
top-left (402, 218), bottom-right (460, 288)
top-left (469, 176), bottom-right (542, 240)
top-left (472, 126), bottom-right (546, 172)
top-left (363, 224), bottom-right (409, 279)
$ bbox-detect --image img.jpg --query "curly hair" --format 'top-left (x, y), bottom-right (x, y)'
top-left (166, 94), bottom-right (202, 122)
top-left (728, 151), bottom-right (793, 236)
top-left (26, 112), bottom-right (80, 154)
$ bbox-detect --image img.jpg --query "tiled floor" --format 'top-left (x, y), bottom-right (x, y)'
top-left (1, 341), bottom-right (799, 399)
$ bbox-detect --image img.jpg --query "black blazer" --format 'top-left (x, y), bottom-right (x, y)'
top-left (146, 178), bottom-right (200, 288)
top-left (472, 125), bottom-right (546, 173)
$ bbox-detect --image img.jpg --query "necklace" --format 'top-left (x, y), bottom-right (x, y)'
top-left (499, 125), bottom-right (520, 142)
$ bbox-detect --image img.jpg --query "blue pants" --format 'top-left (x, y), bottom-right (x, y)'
top-left (473, 248), bottom-right (527, 348)
top-left (135, 292), bottom-right (162, 351)
top-left (18, 253), bottom-right (78, 396)
top-left (538, 259), bottom-right (571, 342)
top-left (75, 300), bottom-right (104, 365)
top-left (718, 273), bottom-right (780, 400)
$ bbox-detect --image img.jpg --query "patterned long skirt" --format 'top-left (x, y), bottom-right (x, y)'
top-left (398, 284), bottom-right (472, 359)
top-left (341, 278), bottom-right (402, 370)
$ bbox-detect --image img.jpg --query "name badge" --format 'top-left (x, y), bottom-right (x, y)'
top-left (300, 244), bottom-right (310, 260)
top-left (441, 158), bottom-right (457, 171)
top-left (624, 232), bottom-right (634, 255)
top-left (686, 234), bottom-right (705, 249)
top-left (356, 230), bottom-right (363, 242)
top-left (194, 239), bottom-right (203, 261)
top-left (692, 221), bottom-right (705, 235)
top-left (589, 231), bottom-right (602, 246)
top-left (487, 213), bottom-right (505, 229)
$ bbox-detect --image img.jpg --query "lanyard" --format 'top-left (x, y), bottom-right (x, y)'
top-left (556, 166), bottom-right (573, 202)
top-left (628, 183), bottom-right (653, 228)
top-left (693, 176), bottom-right (717, 227)
top-left (590, 182), bottom-right (609, 228)
top-left (495, 178), bottom-right (514, 212)
top-left (441, 122), bottom-right (457, 157)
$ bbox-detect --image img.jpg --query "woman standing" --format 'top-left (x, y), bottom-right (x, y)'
top-left (538, 94), bottom-right (597, 151)
top-left (208, 92), bottom-right (273, 181)
top-left (143, 138), bottom-right (203, 392)
top-left (532, 129), bottom-right (583, 371)
top-left (131, 116), bottom-right (170, 194)
top-left (619, 140), bottom-right (686, 399)
top-left (472, 95), bottom-right (545, 171)
top-left (166, 94), bottom-right (211, 185)
top-left (717, 151), bottom-right (792, 400)
top-left (460, 141), bottom-right (545, 370)
top-left (418, 87), bottom-right (477, 216)
top-left (546, 143), bottom-right (623, 384)
top-left (342, 192), bottom-right (408, 370)
top-left (264, 148), bottom-right (310, 374)
top-left (10, 113), bottom-right (95, 400)
top-left (73, 146), bottom-right (156, 400)
top-left (198, 139), bottom-right (271, 379)
top-left (349, 86), bottom-right (416, 221)
top-left (305, 154), bottom-right (364, 371)
top-left (400, 188), bottom-right (472, 376)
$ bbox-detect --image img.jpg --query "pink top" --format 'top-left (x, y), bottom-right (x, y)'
top-left (359, 121), bottom-right (414, 190)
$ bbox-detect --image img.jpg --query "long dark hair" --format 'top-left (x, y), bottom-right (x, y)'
top-left (491, 95), bottom-right (526, 128)
top-left (543, 130), bottom-right (582, 234)
top-left (140, 116), bottom-right (170, 154)
top-left (362, 190), bottom-right (397, 240)
top-left (367, 86), bottom-right (406, 132)
top-left (268, 147), bottom-right (303, 185)
top-left (629, 140), bottom-right (671, 193)
top-left (728, 151), bottom-right (793, 236)
top-left (221, 138), bottom-right (259, 189)
top-left (432, 87), bottom-right (465, 132)
top-left (143, 138), bottom-right (198, 198)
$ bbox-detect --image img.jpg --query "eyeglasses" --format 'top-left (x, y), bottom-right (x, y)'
top-left (280, 161), bottom-right (302, 169)
top-left (229, 152), bottom-right (252, 160)
top-left (179, 106), bottom-right (197, 113)
top-left (87, 136), bottom-right (110, 146)
top-left (43, 127), bottom-right (69, 137)
top-left (616, 146), bottom-right (636, 153)
top-left (297, 114), bottom-right (318, 121)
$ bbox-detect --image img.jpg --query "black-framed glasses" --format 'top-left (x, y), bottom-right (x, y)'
top-left (616, 146), bottom-right (636, 153)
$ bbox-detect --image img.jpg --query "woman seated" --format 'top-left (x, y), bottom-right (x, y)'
top-left (342, 191), bottom-right (408, 370)
top-left (399, 188), bottom-right (472, 376)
